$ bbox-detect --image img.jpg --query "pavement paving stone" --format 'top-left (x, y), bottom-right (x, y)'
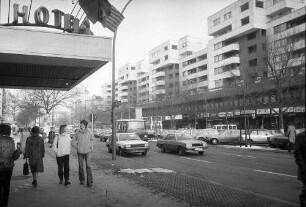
top-left (8, 144), bottom-right (188, 207)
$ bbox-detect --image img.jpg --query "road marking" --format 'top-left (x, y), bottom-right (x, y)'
top-left (181, 157), bottom-right (212, 163)
top-left (253, 169), bottom-right (297, 178)
top-left (221, 152), bottom-right (256, 159)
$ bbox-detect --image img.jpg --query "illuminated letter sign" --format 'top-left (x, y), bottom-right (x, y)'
top-left (34, 7), bottom-right (49, 25)
top-left (13, 4), bottom-right (29, 24)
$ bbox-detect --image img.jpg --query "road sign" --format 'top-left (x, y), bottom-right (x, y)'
top-left (89, 113), bottom-right (97, 122)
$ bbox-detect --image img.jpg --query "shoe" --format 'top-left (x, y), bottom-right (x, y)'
top-left (32, 180), bottom-right (37, 187)
top-left (80, 181), bottom-right (85, 185)
top-left (59, 180), bottom-right (63, 184)
top-left (64, 181), bottom-right (71, 186)
top-left (87, 182), bottom-right (92, 187)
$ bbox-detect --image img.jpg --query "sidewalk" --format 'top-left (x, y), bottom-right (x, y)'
top-left (8, 145), bottom-right (188, 207)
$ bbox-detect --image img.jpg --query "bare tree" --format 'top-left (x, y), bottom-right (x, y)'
top-left (259, 32), bottom-right (305, 131)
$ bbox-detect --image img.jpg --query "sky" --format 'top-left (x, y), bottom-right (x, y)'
top-left (1, 0), bottom-right (237, 95)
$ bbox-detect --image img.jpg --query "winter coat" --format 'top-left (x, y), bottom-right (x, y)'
top-left (0, 135), bottom-right (20, 171)
top-left (25, 135), bottom-right (45, 173)
top-left (73, 129), bottom-right (94, 154)
top-left (294, 131), bottom-right (306, 183)
top-left (286, 125), bottom-right (296, 143)
top-left (52, 133), bottom-right (71, 157)
top-left (20, 131), bottom-right (30, 154)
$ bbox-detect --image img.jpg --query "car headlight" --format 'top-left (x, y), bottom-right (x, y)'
top-left (186, 143), bottom-right (192, 148)
top-left (125, 144), bottom-right (131, 148)
top-left (144, 135), bottom-right (148, 137)
top-left (144, 143), bottom-right (148, 147)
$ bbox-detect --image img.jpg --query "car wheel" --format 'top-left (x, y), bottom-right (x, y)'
top-left (160, 145), bottom-right (166, 153)
top-left (211, 138), bottom-right (218, 145)
top-left (107, 147), bottom-right (112, 153)
top-left (178, 147), bottom-right (186, 156)
top-left (141, 151), bottom-right (147, 156)
top-left (199, 151), bottom-right (204, 155)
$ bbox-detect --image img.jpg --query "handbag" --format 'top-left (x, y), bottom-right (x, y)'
top-left (23, 159), bottom-right (29, 175)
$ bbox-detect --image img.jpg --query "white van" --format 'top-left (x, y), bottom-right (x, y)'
top-left (212, 125), bottom-right (237, 130)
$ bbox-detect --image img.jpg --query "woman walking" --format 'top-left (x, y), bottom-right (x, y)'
top-left (25, 126), bottom-right (45, 187)
top-left (0, 124), bottom-right (21, 207)
top-left (52, 124), bottom-right (71, 185)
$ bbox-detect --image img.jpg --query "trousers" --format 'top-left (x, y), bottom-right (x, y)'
top-left (0, 170), bottom-right (13, 206)
top-left (56, 155), bottom-right (70, 181)
top-left (77, 152), bottom-right (93, 184)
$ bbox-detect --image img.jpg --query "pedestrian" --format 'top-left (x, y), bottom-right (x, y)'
top-left (52, 124), bottom-right (71, 186)
top-left (0, 124), bottom-right (21, 207)
top-left (294, 130), bottom-right (306, 207)
top-left (48, 127), bottom-right (56, 144)
top-left (25, 126), bottom-right (45, 187)
top-left (286, 122), bottom-right (296, 152)
top-left (72, 120), bottom-right (95, 187)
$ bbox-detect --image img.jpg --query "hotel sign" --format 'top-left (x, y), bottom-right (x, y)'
top-left (10, 4), bottom-right (90, 34)
top-left (256, 108), bottom-right (270, 114)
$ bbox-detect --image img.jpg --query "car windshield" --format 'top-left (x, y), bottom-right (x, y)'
top-left (177, 133), bottom-right (195, 140)
top-left (128, 121), bottom-right (145, 130)
top-left (118, 134), bottom-right (141, 141)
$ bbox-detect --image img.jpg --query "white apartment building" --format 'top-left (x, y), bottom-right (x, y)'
top-left (101, 83), bottom-right (112, 106)
top-left (117, 63), bottom-right (137, 105)
top-left (266, 1), bottom-right (305, 74)
top-left (207, 0), bottom-right (268, 89)
top-left (136, 58), bottom-right (151, 105)
top-left (149, 40), bottom-right (180, 99)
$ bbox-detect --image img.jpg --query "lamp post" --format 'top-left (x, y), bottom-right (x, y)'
top-left (111, 0), bottom-right (133, 160)
top-left (238, 80), bottom-right (248, 147)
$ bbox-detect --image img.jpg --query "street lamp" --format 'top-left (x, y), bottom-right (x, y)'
top-left (111, 0), bottom-right (133, 160)
top-left (238, 80), bottom-right (248, 147)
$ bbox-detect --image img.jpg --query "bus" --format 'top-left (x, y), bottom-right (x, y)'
top-left (116, 119), bottom-right (150, 140)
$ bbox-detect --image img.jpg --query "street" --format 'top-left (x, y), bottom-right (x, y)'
top-left (91, 139), bottom-right (300, 207)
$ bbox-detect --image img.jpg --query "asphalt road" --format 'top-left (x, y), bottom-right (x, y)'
top-left (92, 139), bottom-right (300, 206)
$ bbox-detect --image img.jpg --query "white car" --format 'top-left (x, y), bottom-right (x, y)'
top-left (106, 133), bottom-right (150, 156)
top-left (242, 129), bottom-right (283, 142)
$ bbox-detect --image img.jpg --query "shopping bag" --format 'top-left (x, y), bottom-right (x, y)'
top-left (23, 159), bottom-right (29, 175)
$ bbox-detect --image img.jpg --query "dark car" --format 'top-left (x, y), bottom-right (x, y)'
top-left (267, 130), bottom-right (288, 149)
top-left (156, 133), bottom-right (208, 155)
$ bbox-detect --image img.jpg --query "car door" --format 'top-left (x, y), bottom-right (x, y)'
top-left (167, 134), bottom-right (177, 151)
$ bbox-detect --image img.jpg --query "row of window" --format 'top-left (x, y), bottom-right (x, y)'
top-left (214, 63), bottom-right (239, 75)
top-left (274, 16), bottom-right (305, 34)
top-left (182, 75), bottom-right (208, 86)
top-left (150, 45), bottom-right (178, 59)
top-left (182, 65), bottom-right (207, 77)
top-left (213, 1), bottom-right (264, 27)
top-left (181, 54), bottom-right (207, 67)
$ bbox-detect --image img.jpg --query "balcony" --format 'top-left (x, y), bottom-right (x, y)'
top-left (120, 85), bottom-right (128, 90)
top-left (153, 88), bottom-right (166, 94)
top-left (152, 79), bottom-right (166, 87)
top-left (266, 0), bottom-right (304, 17)
top-left (216, 43), bottom-right (239, 55)
top-left (120, 91), bottom-right (128, 96)
top-left (152, 71), bottom-right (166, 79)
top-left (214, 57), bottom-right (240, 68)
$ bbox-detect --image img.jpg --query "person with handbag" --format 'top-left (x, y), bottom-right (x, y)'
top-left (52, 124), bottom-right (71, 186)
top-left (25, 126), bottom-right (45, 187)
top-left (0, 124), bottom-right (21, 207)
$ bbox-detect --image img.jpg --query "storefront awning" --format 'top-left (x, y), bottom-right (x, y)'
top-left (0, 26), bottom-right (112, 90)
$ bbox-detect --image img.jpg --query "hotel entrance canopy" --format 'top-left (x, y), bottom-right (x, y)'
top-left (0, 26), bottom-right (112, 90)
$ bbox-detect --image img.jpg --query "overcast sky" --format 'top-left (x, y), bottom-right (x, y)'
top-left (2, 0), bottom-right (237, 95)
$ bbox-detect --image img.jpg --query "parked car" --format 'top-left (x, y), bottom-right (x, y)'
top-left (205, 130), bottom-right (240, 145)
top-left (267, 133), bottom-right (289, 149)
top-left (241, 129), bottom-right (276, 143)
top-left (156, 133), bottom-right (208, 155)
top-left (99, 129), bottom-right (112, 142)
top-left (106, 133), bottom-right (149, 156)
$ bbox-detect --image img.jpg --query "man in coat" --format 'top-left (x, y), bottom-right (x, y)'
top-left (286, 122), bottom-right (296, 152)
top-left (294, 131), bottom-right (305, 207)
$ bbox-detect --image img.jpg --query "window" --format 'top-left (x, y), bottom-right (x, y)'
top-left (214, 67), bottom-right (223, 75)
top-left (164, 55), bottom-right (168, 60)
top-left (248, 45), bottom-right (257, 54)
top-left (214, 42), bottom-right (223, 50)
top-left (261, 29), bottom-right (266, 36)
top-left (171, 45), bottom-right (177, 50)
top-left (274, 23), bottom-right (286, 34)
top-left (224, 12), bottom-right (232, 20)
top-left (198, 54), bottom-right (207, 61)
top-left (198, 75), bottom-right (207, 82)
top-left (273, 0), bottom-right (283, 5)
top-left (164, 46), bottom-right (168, 51)
top-left (240, 2), bottom-right (249, 12)
top-left (248, 59), bottom-right (258, 67)
top-left (213, 17), bottom-right (221, 26)
top-left (247, 32), bottom-right (256, 40)
top-left (169, 74), bottom-right (173, 79)
top-left (131, 67), bottom-right (135, 70)
top-left (214, 55), bottom-right (222, 63)
top-left (256, 0), bottom-right (264, 8)
top-left (262, 43), bottom-right (266, 51)
top-left (198, 65), bottom-right (207, 71)
top-left (241, 16), bottom-right (249, 26)
top-left (215, 80), bottom-right (223, 88)
top-left (175, 73), bottom-right (179, 77)
top-left (169, 83), bottom-right (173, 88)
